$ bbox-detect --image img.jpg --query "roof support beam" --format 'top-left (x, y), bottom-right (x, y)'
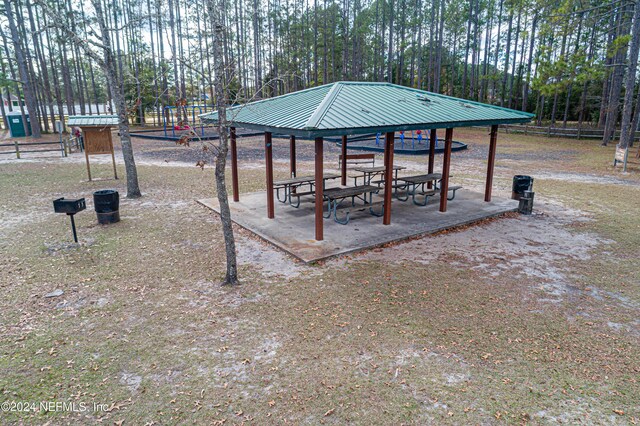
top-left (383, 132), bottom-right (395, 225)
top-left (485, 125), bottom-right (498, 202)
top-left (341, 135), bottom-right (348, 186)
top-left (265, 132), bottom-right (274, 219)
top-left (427, 129), bottom-right (436, 189)
top-left (314, 137), bottom-right (324, 241)
top-left (230, 127), bottom-right (239, 202)
top-left (439, 128), bottom-right (453, 212)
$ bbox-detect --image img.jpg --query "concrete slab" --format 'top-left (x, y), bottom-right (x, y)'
top-left (198, 190), bottom-right (518, 263)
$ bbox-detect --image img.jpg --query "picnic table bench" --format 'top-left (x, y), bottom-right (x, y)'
top-left (352, 165), bottom-right (406, 186)
top-left (274, 173), bottom-right (340, 207)
top-left (323, 185), bottom-right (383, 224)
top-left (397, 173), bottom-right (462, 205)
top-left (338, 153), bottom-right (376, 168)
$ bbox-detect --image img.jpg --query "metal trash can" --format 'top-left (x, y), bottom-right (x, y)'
top-left (7, 111), bottom-right (31, 137)
top-left (93, 190), bottom-right (120, 224)
top-left (518, 190), bottom-right (534, 215)
top-left (512, 175), bottom-right (533, 200)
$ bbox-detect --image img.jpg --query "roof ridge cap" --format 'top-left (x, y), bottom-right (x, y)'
top-left (303, 82), bottom-right (343, 130)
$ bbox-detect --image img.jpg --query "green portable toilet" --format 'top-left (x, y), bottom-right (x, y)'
top-left (7, 111), bottom-right (31, 137)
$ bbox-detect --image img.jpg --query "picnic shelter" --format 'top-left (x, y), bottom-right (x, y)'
top-left (200, 82), bottom-right (534, 261)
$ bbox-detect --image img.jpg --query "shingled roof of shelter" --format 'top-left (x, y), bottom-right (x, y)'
top-left (200, 81), bottom-right (534, 138)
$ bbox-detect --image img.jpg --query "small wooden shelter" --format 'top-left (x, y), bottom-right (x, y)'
top-left (67, 115), bottom-right (120, 181)
top-left (201, 82), bottom-right (534, 241)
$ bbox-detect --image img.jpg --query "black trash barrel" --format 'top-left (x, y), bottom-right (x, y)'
top-left (512, 175), bottom-right (533, 200)
top-left (93, 190), bottom-right (120, 224)
top-left (518, 190), bottom-right (535, 215)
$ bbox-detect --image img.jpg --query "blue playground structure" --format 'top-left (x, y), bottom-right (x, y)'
top-left (335, 131), bottom-right (466, 155)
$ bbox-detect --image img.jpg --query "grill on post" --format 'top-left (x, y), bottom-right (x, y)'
top-left (53, 198), bottom-right (86, 242)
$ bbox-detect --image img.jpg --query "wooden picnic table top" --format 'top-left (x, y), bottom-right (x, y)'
top-left (274, 173), bottom-right (340, 186)
top-left (397, 173), bottom-right (443, 184)
top-left (352, 165), bottom-right (406, 173)
top-left (324, 185), bottom-right (379, 200)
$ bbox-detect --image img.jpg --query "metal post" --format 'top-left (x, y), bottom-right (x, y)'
top-left (265, 132), bottom-right (274, 218)
top-left (14, 141), bottom-right (20, 159)
top-left (230, 127), bottom-right (240, 202)
top-left (69, 214), bottom-right (78, 243)
top-left (439, 128), bottom-right (453, 212)
top-left (427, 129), bottom-right (436, 189)
top-left (289, 135), bottom-right (296, 177)
top-left (314, 137), bottom-right (324, 241)
top-left (341, 135), bottom-right (348, 186)
top-left (383, 131), bottom-right (394, 225)
top-left (485, 125), bottom-right (498, 202)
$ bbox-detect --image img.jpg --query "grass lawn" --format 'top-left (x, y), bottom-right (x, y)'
top-left (0, 127), bottom-right (639, 424)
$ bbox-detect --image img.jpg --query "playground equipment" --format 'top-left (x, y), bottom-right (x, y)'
top-left (163, 105), bottom-right (206, 138)
top-left (333, 132), bottom-right (466, 155)
top-left (375, 130), bottom-right (436, 150)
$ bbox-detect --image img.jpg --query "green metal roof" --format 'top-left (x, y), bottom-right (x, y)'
top-left (67, 115), bottom-right (119, 127)
top-left (200, 82), bottom-right (534, 138)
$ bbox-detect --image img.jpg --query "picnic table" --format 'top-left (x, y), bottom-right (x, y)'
top-left (397, 173), bottom-right (461, 205)
top-left (352, 165), bottom-right (406, 186)
top-left (274, 173), bottom-right (340, 207)
top-left (323, 185), bottom-right (383, 224)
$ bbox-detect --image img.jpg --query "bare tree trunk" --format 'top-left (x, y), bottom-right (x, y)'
top-left (207, 0), bottom-right (239, 286)
top-left (500, 9), bottom-right (513, 107)
top-left (3, 0), bottom-right (41, 137)
top-left (602, 2), bottom-right (632, 146)
top-left (434, 0), bottom-right (445, 92)
top-left (93, 0), bottom-right (142, 197)
top-left (522, 14), bottom-right (537, 111)
top-left (387, 0), bottom-right (395, 83)
top-left (619, 2), bottom-right (640, 149)
top-left (629, 84), bottom-right (640, 148)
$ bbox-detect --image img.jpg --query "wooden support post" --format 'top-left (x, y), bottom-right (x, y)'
top-left (84, 149), bottom-right (92, 181)
top-left (427, 129), bottom-right (436, 189)
top-left (14, 141), bottom-right (20, 159)
top-left (485, 125), bottom-right (498, 202)
top-left (111, 149), bottom-right (118, 180)
top-left (265, 132), bottom-right (274, 218)
top-left (230, 127), bottom-right (240, 202)
top-left (314, 137), bottom-right (324, 241)
top-left (289, 135), bottom-right (296, 177)
top-left (341, 135), bottom-right (347, 186)
top-left (439, 128), bottom-right (453, 212)
top-left (383, 131), bottom-right (395, 225)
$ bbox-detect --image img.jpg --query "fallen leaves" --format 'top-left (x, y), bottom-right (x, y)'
top-left (324, 408), bottom-right (335, 417)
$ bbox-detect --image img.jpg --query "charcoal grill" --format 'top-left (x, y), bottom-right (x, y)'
top-left (53, 198), bottom-right (86, 242)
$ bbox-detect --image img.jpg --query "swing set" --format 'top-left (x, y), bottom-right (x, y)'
top-left (163, 105), bottom-right (206, 138)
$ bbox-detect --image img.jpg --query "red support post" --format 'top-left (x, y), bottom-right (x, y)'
top-left (341, 135), bottom-right (348, 186)
top-left (383, 131), bottom-right (395, 225)
top-left (289, 135), bottom-right (296, 177)
top-left (314, 137), bottom-right (324, 241)
top-left (265, 132), bottom-right (274, 218)
top-left (485, 125), bottom-right (498, 202)
top-left (427, 129), bottom-right (437, 189)
top-left (230, 127), bottom-right (239, 202)
top-left (439, 128), bottom-right (453, 212)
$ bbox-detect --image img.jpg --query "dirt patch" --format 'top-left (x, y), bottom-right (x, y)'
top-left (352, 200), bottom-right (612, 304)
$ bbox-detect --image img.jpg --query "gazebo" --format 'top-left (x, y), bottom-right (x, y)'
top-left (201, 82), bottom-right (534, 243)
